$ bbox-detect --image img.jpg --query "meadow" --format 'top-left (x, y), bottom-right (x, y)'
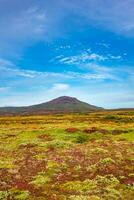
top-left (0, 111), bottom-right (134, 199)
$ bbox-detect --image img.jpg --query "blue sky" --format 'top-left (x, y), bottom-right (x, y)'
top-left (0, 0), bottom-right (134, 108)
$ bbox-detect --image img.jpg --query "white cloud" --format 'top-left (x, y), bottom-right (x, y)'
top-left (109, 55), bottom-right (122, 60)
top-left (0, 58), bottom-right (38, 78)
top-left (0, 58), bottom-right (15, 67)
top-left (58, 52), bottom-right (107, 65)
top-left (0, 58), bottom-right (118, 81)
top-left (97, 42), bottom-right (110, 48)
top-left (1, 58), bottom-right (133, 86)
top-left (56, 51), bottom-right (122, 65)
top-left (52, 83), bottom-right (70, 91)
top-left (0, 87), bottom-right (9, 92)
top-left (88, 53), bottom-right (106, 61)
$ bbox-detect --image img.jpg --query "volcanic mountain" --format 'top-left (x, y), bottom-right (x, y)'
top-left (0, 96), bottom-right (103, 115)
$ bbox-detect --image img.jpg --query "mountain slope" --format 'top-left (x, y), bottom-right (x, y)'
top-left (0, 96), bottom-right (103, 115)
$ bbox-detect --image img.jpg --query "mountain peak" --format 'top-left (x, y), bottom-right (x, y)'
top-left (48, 96), bottom-right (79, 104)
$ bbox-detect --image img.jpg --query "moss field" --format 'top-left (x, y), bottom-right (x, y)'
top-left (0, 111), bottom-right (134, 199)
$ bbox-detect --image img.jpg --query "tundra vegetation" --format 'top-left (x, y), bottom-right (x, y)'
top-left (0, 111), bottom-right (134, 199)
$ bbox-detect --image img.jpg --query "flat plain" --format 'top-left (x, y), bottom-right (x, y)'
top-left (0, 111), bottom-right (134, 199)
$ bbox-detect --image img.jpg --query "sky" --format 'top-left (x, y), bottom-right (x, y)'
top-left (0, 0), bottom-right (134, 108)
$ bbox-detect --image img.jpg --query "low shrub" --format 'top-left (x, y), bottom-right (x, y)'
top-left (112, 129), bottom-right (123, 135)
top-left (103, 115), bottom-right (118, 120)
top-left (75, 135), bottom-right (88, 143)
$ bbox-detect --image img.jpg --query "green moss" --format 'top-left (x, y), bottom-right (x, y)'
top-left (86, 164), bottom-right (97, 173)
top-left (13, 191), bottom-right (30, 200)
top-left (34, 153), bottom-right (47, 160)
top-left (69, 195), bottom-right (100, 200)
top-left (90, 147), bottom-right (108, 154)
top-left (61, 179), bottom-right (97, 194)
top-left (102, 187), bottom-right (121, 200)
top-left (116, 132), bottom-right (134, 141)
top-left (95, 175), bottom-right (119, 188)
top-left (46, 140), bottom-right (73, 149)
top-left (100, 158), bottom-right (115, 165)
top-left (128, 173), bottom-right (134, 178)
top-left (31, 173), bottom-right (51, 188)
top-left (0, 189), bottom-right (30, 200)
top-left (0, 191), bottom-right (8, 199)
top-left (0, 157), bottom-right (15, 169)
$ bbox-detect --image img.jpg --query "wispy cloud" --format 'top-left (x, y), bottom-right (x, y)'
top-left (0, 58), bottom-right (119, 81)
top-left (109, 55), bottom-right (122, 60)
top-left (57, 53), bottom-right (107, 65)
top-left (1, 66), bottom-right (116, 81)
top-left (0, 87), bottom-right (10, 92)
top-left (55, 51), bottom-right (122, 65)
top-left (0, 58), bottom-right (41, 78)
top-left (0, 58), bottom-right (15, 67)
top-left (96, 42), bottom-right (110, 49)
top-left (0, 5), bottom-right (46, 42)
top-left (64, 0), bottom-right (134, 37)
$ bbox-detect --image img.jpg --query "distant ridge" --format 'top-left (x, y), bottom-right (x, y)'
top-left (0, 96), bottom-right (103, 115)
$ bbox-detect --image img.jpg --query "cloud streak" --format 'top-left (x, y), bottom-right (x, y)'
top-left (0, 58), bottom-right (119, 81)
top-left (55, 51), bottom-right (122, 65)
top-left (57, 53), bottom-right (107, 65)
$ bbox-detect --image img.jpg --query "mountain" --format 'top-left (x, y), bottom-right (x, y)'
top-left (0, 96), bottom-right (103, 115)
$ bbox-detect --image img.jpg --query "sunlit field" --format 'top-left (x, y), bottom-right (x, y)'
top-left (0, 111), bottom-right (134, 200)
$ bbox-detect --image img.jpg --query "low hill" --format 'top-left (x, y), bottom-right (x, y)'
top-left (0, 96), bottom-right (103, 115)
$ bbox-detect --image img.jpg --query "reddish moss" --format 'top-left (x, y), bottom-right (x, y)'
top-left (65, 128), bottom-right (80, 133)
top-left (83, 127), bottom-right (98, 133)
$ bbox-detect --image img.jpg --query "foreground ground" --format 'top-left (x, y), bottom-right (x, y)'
top-left (0, 111), bottom-right (134, 200)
